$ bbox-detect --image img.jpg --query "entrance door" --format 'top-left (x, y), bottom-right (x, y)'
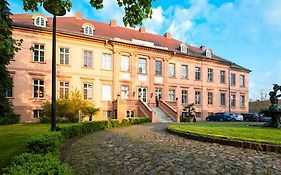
top-left (138, 87), bottom-right (147, 103)
top-left (155, 88), bottom-right (162, 107)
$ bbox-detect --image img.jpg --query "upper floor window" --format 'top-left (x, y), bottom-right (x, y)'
top-left (102, 53), bottom-right (112, 70)
top-left (84, 25), bottom-right (94, 36)
top-left (121, 55), bottom-right (129, 72)
top-left (155, 60), bottom-right (162, 76)
top-left (240, 75), bottom-right (245, 87)
top-left (121, 85), bottom-right (129, 99)
top-left (83, 51), bottom-right (92, 68)
top-left (33, 44), bottom-right (44, 62)
top-left (180, 43), bottom-right (188, 53)
top-left (195, 67), bottom-right (201, 80)
top-left (169, 63), bottom-right (175, 78)
top-left (220, 70), bottom-right (226, 83)
top-left (195, 91), bottom-right (201, 105)
top-left (231, 73), bottom-right (236, 86)
top-left (168, 89), bottom-right (175, 101)
top-left (83, 83), bottom-right (93, 100)
top-left (207, 68), bottom-right (213, 82)
top-left (33, 79), bottom-right (44, 98)
top-left (138, 58), bottom-right (147, 74)
top-left (59, 48), bottom-right (70, 65)
top-left (59, 81), bottom-right (69, 99)
top-left (181, 65), bottom-right (188, 79)
top-left (34, 16), bottom-right (46, 27)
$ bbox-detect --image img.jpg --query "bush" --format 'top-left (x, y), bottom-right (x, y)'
top-left (27, 132), bottom-right (64, 154)
top-left (0, 113), bottom-right (20, 125)
top-left (108, 119), bottom-right (120, 128)
top-left (3, 153), bottom-right (72, 175)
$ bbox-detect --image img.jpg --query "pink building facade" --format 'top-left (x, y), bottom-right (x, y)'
top-left (8, 13), bottom-right (250, 122)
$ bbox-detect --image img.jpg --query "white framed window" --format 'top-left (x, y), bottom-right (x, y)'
top-left (195, 67), bottom-right (201, 80)
top-left (33, 44), bottom-right (44, 62)
top-left (83, 83), bottom-right (93, 100)
top-left (84, 51), bottom-right (92, 68)
top-left (33, 80), bottom-right (44, 98)
top-left (168, 89), bottom-right (175, 101)
top-left (181, 65), bottom-right (188, 79)
top-left (195, 91), bottom-right (201, 105)
top-left (240, 75), bottom-right (245, 87)
top-left (231, 73), bottom-right (236, 86)
top-left (207, 68), bottom-right (213, 82)
top-left (34, 16), bottom-right (46, 27)
top-left (169, 63), bottom-right (175, 77)
top-left (59, 81), bottom-right (69, 99)
top-left (180, 43), bottom-right (188, 53)
top-left (121, 85), bottom-right (129, 99)
top-left (126, 111), bottom-right (134, 118)
top-left (84, 25), bottom-right (93, 36)
top-left (208, 92), bottom-right (213, 105)
top-left (33, 110), bottom-right (43, 118)
top-left (195, 112), bottom-right (201, 118)
top-left (102, 85), bottom-right (112, 101)
top-left (231, 94), bottom-right (236, 107)
top-left (220, 70), bottom-right (226, 83)
top-left (59, 48), bottom-right (70, 65)
top-left (138, 87), bottom-right (147, 102)
top-left (205, 49), bottom-right (212, 58)
top-left (155, 60), bottom-right (162, 76)
top-left (121, 55), bottom-right (129, 72)
top-left (220, 93), bottom-right (226, 106)
top-left (182, 90), bottom-right (188, 104)
top-left (102, 53), bottom-right (112, 70)
top-left (240, 95), bottom-right (245, 108)
top-left (138, 58), bottom-right (147, 74)
top-left (103, 111), bottom-right (112, 118)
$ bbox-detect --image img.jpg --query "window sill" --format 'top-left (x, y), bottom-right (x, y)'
top-left (181, 78), bottom-right (188, 80)
top-left (31, 61), bottom-right (47, 64)
top-left (29, 98), bottom-right (46, 101)
top-left (194, 79), bottom-right (201, 81)
top-left (207, 81), bottom-right (214, 83)
top-left (155, 75), bottom-right (163, 77)
top-left (6, 97), bottom-right (14, 99)
top-left (120, 70), bottom-right (131, 73)
top-left (81, 67), bottom-right (94, 69)
top-left (101, 69), bottom-right (113, 71)
top-left (169, 77), bottom-right (177, 79)
top-left (57, 64), bottom-right (71, 67)
top-left (220, 105), bottom-right (226, 107)
top-left (137, 73), bottom-right (148, 75)
top-left (220, 82), bottom-right (226, 84)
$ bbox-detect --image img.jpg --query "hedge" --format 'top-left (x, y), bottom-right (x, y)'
top-left (4, 117), bottom-right (150, 174)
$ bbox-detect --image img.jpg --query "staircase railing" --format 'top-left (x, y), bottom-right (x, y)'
top-left (159, 99), bottom-right (180, 122)
top-left (138, 99), bottom-right (156, 122)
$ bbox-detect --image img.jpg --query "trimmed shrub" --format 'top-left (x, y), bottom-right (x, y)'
top-left (3, 153), bottom-right (72, 175)
top-left (108, 119), bottom-right (120, 128)
top-left (27, 132), bottom-right (64, 154)
top-left (0, 113), bottom-right (20, 125)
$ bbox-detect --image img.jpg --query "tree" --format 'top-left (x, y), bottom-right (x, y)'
top-left (22, 0), bottom-right (155, 27)
top-left (0, 0), bottom-right (22, 124)
top-left (83, 105), bottom-right (100, 121)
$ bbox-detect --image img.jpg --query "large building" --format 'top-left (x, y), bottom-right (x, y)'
top-left (8, 12), bottom-right (250, 122)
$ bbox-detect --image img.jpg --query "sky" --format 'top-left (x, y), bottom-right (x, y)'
top-left (8, 0), bottom-right (281, 100)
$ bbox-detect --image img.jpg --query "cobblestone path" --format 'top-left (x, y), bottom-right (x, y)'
top-left (63, 123), bottom-right (281, 175)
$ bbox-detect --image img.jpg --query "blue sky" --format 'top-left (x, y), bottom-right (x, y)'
top-left (8, 0), bottom-right (281, 100)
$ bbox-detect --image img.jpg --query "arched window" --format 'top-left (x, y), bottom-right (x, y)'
top-left (205, 49), bottom-right (212, 58)
top-left (84, 25), bottom-right (93, 36)
top-left (34, 16), bottom-right (46, 27)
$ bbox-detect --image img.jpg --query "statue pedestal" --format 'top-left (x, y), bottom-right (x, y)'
top-left (268, 110), bottom-right (281, 128)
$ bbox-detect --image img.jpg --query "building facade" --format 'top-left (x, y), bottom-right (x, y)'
top-left (8, 12), bottom-right (250, 122)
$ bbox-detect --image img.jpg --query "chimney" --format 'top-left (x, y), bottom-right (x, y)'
top-left (110, 19), bottom-right (117, 26)
top-left (75, 11), bottom-right (83, 20)
top-left (200, 45), bottom-right (206, 51)
top-left (164, 32), bottom-right (171, 39)
top-left (139, 26), bottom-right (145, 33)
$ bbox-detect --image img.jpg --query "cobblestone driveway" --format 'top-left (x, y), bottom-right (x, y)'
top-left (63, 123), bottom-right (281, 175)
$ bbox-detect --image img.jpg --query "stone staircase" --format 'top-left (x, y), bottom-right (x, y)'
top-left (153, 107), bottom-right (174, 123)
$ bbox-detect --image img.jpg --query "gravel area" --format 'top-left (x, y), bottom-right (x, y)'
top-left (63, 123), bottom-right (281, 175)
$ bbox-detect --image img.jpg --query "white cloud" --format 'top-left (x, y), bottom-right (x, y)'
top-left (65, 10), bottom-right (75, 17)
top-left (143, 6), bottom-right (165, 34)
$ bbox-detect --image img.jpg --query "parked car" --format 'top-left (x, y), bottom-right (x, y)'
top-left (241, 113), bottom-right (260, 122)
top-left (206, 113), bottom-right (243, 122)
top-left (259, 115), bottom-right (271, 122)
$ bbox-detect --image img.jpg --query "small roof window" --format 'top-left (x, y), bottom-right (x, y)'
top-left (205, 49), bottom-right (212, 58)
top-left (34, 16), bottom-right (46, 27)
top-left (83, 25), bottom-right (94, 36)
top-left (180, 43), bottom-right (188, 53)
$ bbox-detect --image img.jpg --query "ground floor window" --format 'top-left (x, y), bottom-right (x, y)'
top-left (126, 110), bottom-right (134, 118)
top-left (182, 90), bottom-right (188, 104)
top-left (103, 110), bottom-right (112, 118)
top-left (168, 89), bottom-right (175, 101)
top-left (195, 112), bottom-right (201, 118)
top-left (33, 110), bottom-right (42, 118)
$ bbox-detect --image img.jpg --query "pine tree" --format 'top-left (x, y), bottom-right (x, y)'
top-left (0, 0), bottom-right (22, 124)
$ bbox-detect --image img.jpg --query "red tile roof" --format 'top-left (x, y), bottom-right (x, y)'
top-left (11, 13), bottom-right (250, 72)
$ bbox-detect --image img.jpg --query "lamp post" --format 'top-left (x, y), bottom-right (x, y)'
top-left (43, 1), bottom-right (66, 131)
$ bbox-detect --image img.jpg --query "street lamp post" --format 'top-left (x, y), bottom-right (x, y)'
top-left (43, 1), bottom-right (66, 131)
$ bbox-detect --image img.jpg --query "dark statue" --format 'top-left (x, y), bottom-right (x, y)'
top-left (268, 84), bottom-right (281, 128)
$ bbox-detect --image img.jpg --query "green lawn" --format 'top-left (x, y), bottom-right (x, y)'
top-left (168, 122), bottom-right (281, 145)
top-left (0, 124), bottom-right (57, 173)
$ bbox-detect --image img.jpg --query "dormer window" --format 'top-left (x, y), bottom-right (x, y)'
top-left (84, 25), bottom-right (94, 36)
top-left (34, 16), bottom-right (46, 27)
top-left (205, 49), bottom-right (212, 58)
top-left (180, 43), bottom-right (188, 53)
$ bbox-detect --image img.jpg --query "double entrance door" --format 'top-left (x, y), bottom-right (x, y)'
top-left (137, 87), bottom-right (162, 106)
